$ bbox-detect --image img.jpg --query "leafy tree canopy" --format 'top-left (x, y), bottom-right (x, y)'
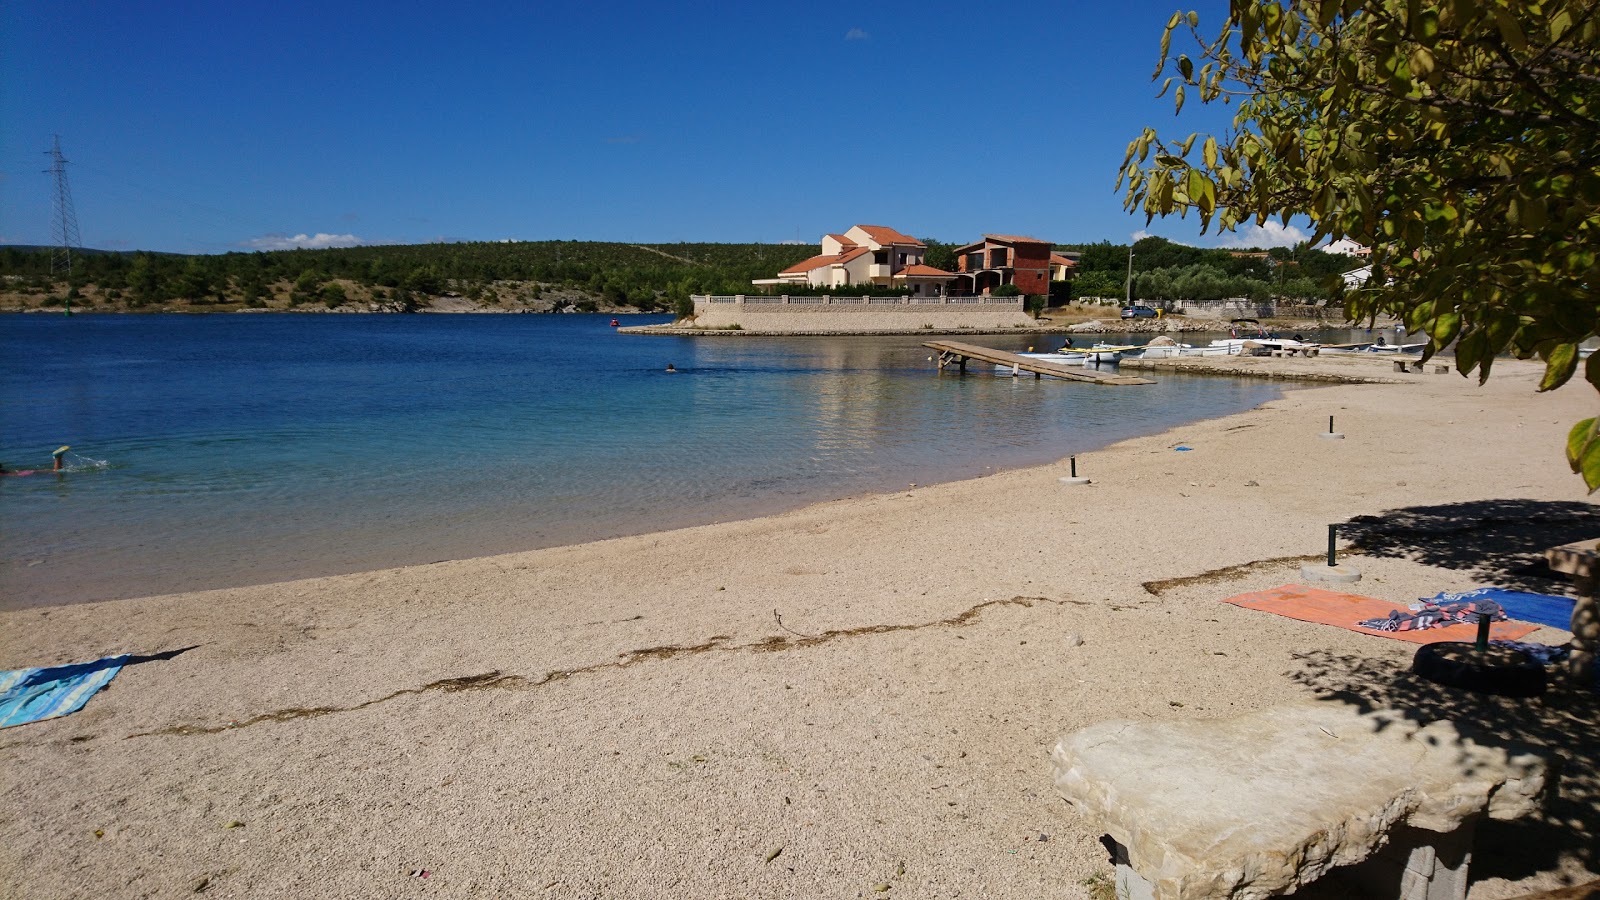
top-left (1119, 0), bottom-right (1600, 487)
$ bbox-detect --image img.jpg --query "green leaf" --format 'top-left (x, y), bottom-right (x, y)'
top-left (1427, 311), bottom-right (1461, 346)
top-left (1491, 7), bottom-right (1529, 52)
top-left (1540, 342), bottom-right (1580, 391)
top-left (1457, 328), bottom-right (1490, 378)
top-left (1414, 9), bottom-right (1440, 43)
top-left (1550, 8), bottom-right (1574, 41)
top-left (1567, 418), bottom-right (1600, 492)
top-left (1410, 47), bottom-right (1434, 77)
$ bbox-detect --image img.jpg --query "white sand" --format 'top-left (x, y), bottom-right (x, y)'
top-left (2, 359), bottom-right (1596, 898)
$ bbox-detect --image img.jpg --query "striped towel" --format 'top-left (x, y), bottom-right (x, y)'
top-left (0, 655), bottom-right (128, 728)
top-left (1358, 599), bottom-right (1504, 633)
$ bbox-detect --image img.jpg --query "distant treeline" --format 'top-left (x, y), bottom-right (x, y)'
top-left (1058, 236), bottom-right (1361, 304)
top-left (0, 241), bottom-right (823, 311)
top-left (0, 234), bottom-right (1361, 311)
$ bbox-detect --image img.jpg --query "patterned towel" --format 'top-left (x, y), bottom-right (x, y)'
top-left (0, 655), bottom-right (128, 728)
top-left (1424, 587), bottom-right (1575, 631)
top-left (1358, 599), bottom-right (1505, 633)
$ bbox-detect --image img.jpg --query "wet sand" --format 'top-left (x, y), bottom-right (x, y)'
top-left (2, 358), bottom-right (1596, 899)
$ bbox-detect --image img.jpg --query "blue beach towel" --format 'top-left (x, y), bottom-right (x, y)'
top-left (1423, 588), bottom-right (1576, 632)
top-left (0, 655), bottom-right (128, 728)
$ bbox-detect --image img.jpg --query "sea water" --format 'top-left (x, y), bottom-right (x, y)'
top-left (0, 314), bottom-right (1286, 608)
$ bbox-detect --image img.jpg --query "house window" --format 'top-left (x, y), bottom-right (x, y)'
top-left (874, 251), bottom-right (888, 265)
top-left (897, 253), bottom-right (907, 266)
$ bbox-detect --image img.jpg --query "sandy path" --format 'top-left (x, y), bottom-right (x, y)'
top-left (2, 359), bottom-right (1596, 899)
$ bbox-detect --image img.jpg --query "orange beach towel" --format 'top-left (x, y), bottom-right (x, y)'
top-left (1223, 584), bottom-right (1540, 644)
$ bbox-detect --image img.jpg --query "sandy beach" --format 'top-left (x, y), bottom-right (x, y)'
top-left (3, 358), bottom-right (1597, 899)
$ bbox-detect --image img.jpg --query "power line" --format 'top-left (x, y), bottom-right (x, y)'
top-left (43, 135), bottom-right (83, 277)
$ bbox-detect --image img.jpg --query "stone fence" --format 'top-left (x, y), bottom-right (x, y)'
top-left (687, 294), bottom-right (1037, 333)
top-left (694, 294), bottom-right (1025, 308)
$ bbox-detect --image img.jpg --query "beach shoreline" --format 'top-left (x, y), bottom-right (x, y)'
top-left (3, 359), bottom-right (1597, 899)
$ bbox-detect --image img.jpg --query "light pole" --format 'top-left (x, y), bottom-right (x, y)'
top-left (1125, 246), bottom-right (1135, 305)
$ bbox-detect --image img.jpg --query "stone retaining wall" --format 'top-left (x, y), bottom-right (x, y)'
top-left (688, 295), bottom-right (1037, 333)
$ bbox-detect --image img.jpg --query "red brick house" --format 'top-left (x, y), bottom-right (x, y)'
top-left (950, 234), bottom-right (1053, 295)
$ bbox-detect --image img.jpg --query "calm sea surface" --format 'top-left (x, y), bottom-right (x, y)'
top-left (1, 313), bottom-right (1291, 608)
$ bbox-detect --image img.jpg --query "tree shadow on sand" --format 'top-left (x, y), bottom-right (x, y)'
top-left (1316, 499), bottom-right (1600, 886)
top-left (1339, 499), bottom-right (1600, 594)
top-left (1290, 649), bottom-right (1600, 890)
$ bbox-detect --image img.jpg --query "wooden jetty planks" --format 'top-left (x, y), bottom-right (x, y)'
top-left (922, 341), bottom-right (1156, 385)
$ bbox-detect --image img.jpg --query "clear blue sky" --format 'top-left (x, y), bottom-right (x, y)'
top-left (1, 1), bottom-right (1302, 254)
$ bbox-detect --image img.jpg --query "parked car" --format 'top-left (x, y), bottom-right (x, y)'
top-left (1121, 305), bottom-right (1159, 319)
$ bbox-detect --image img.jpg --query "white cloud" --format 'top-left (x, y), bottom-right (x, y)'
top-left (1130, 230), bottom-right (1153, 241)
top-left (1218, 221), bottom-right (1308, 249)
top-left (845, 27), bottom-right (869, 40)
top-left (242, 232), bottom-right (366, 251)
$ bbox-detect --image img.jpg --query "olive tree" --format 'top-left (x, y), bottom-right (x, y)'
top-left (1119, 0), bottom-right (1600, 487)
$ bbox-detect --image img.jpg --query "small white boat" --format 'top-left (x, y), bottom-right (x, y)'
top-left (996, 342), bottom-right (1130, 373)
top-left (1319, 341), bottom-right (1426, 356)
top-left (1022, 343), bottom-right (1130, 364)
top-left (1126, 336), bottom-right (1192, 359)
top-left (1202, 337), bottom-right (1320, 356)
top-left (1366, 341), bottom-right (1427, 354)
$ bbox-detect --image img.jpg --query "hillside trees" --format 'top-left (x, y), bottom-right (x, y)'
top-left (1119, 0), bottom-right (1600, 487)
top-left (0, 241), bottom-right (823, 312)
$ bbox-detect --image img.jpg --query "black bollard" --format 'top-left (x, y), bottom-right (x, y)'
top-left (1329, 416), bottom-right (1335, 434)
top-left (1070, 456), bottom-right (1078, 478)
top-left (1327, 524), bottom-right (1338, 567)
top-left (1475, 612), bottom-right (1491, 651)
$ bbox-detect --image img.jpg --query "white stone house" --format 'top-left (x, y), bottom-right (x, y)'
top-left (753, 224), bottom-right (956, 297)
top-left (1323, 238), bottom-right (1371, 258)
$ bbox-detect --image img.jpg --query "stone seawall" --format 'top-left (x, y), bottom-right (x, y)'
top-left (685, 296), bottom-right (1037, 333)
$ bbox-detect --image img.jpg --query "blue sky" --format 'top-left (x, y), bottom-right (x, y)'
top-left (1, 1), bottom-right (1305, 254)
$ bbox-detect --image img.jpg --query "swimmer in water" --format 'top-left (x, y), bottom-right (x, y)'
top-left (665, 363), bottom-right (677, 373)
top-left (53, 445), bottom-right (70, 472)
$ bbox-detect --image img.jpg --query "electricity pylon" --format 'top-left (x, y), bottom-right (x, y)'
top-left (43, 135), bottom-right (83, 278)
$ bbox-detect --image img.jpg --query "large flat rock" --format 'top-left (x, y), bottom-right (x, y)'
top-left (1051, 703), bottom-right (1553, 900)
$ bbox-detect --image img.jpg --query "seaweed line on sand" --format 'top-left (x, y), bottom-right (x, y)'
top-left (1142, 553), bottom-right (1344, 596)
top-left (128, 595), bottom-right (1062, 739)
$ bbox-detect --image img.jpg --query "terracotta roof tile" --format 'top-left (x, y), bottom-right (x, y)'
top-left (778, 253), bottom-right (844, 275)
top-left (894, 264), bottom-right (956, 277)
top-left (853, 225), bottom-right (925, 247)
top-left (983, 234), bottom-right (1050, 245)
top-left (777, 247), bottom-right (870, 275)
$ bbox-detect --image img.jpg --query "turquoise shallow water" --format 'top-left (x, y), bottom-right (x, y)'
top-left (0, 313), bottom-right (1287, 608)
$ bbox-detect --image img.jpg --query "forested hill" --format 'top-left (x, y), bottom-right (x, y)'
top-left (1, 235), bottom-right (1359, 314)
top-left (0, 241), bottom-right (823, 313)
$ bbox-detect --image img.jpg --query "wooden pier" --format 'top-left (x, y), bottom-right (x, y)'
top-left (922, 341), bottom-right (1156, 386)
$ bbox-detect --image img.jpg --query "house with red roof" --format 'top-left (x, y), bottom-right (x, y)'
top-left (950, 235), bottom-right (1054, 296)
top-left (1049, 252), bottom-right (1078, 282)
top-left (754, 224), bottom-right (956, 298)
